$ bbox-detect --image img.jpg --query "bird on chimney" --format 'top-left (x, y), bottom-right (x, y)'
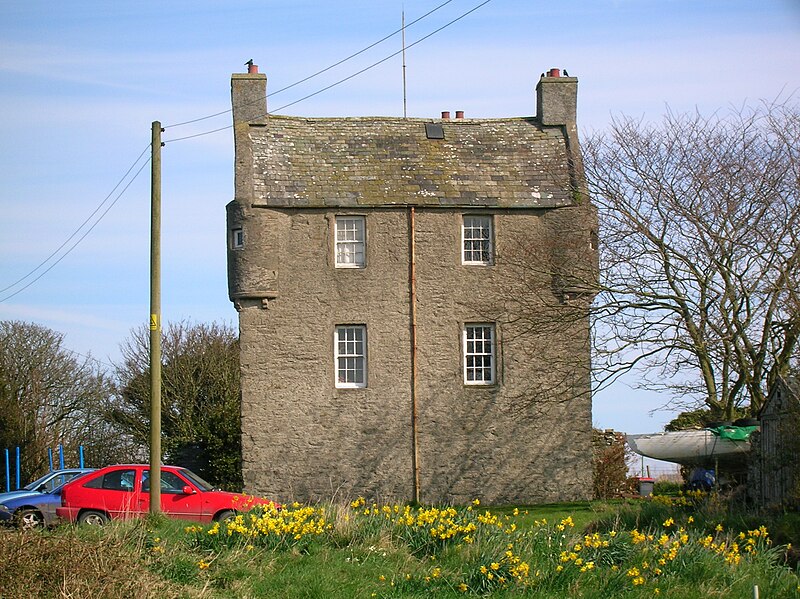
top-left (245, 59), bottom-right (254, 68)
top-left (564, 69), bottom-right (570, 76)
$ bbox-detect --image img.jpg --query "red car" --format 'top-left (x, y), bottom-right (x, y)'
top-left (56, 464), bottom-right (276, 525)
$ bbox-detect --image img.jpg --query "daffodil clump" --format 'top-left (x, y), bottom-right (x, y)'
top-left (583, 518), bottom-right (780, 594)
top-left (458, 542), bottom-right (534, 594)
top-left (186, 501), bottom-right (331, 552)
top-left (368, 506), bottom-right (790, 596)
top-left (174, 496), bottom-right (798, 597)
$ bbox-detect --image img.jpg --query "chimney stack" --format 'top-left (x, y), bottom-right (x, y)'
top-left (232, 66), bottom-right (267, 125)
top-left (536, 68), bottom-right (577, 126)
top-left (455, 110), bottom-right (464, 119)
top-left (441, 111), bottom-right (450, 119)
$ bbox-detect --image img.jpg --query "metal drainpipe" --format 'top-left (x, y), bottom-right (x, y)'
top-left (409, 206), bottom-right (421, 503)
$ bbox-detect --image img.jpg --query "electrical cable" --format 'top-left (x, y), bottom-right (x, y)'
top-left (0, 1), bottom-right (493, 297)
top-left (272, 0), bottom-right (492, 114)
top-left (165, 0), bottom-right (493, 144)
top-left (64, 347), bottom-right (116, 370)
top-left (0, 144), bottom-right (150, 296)
top-left (0, 154), bottom-right (152, 304)
top-left (164, 0), bottom-right (456, 129)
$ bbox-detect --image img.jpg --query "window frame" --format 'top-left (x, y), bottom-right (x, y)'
top-left (463, 323), bottom-right (496, 385)
top-left (83, 469), bottom-right (137, 492)
top-left (334, 325), bottom-right (367, 388)
top-left (461, 215), bottom-right (493, 265)
top-left (334, 215), bottom-right (366, 268)
top-left (230, 227), bottom-right (244, 249)
top-left (142, 470), bottom-right (190, 495)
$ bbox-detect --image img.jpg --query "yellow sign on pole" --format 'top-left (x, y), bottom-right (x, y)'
top-left (150, 313), bottom-right (159, 330)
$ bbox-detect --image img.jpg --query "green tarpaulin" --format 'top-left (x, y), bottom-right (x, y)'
top-left (707, 425), bottom-right (759, 441)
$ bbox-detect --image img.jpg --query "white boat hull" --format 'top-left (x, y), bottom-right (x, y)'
top-left (626, 430), bottom-right (751, 467)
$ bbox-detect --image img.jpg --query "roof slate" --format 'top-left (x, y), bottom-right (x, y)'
top-left (250, 115), bottom-right (574, 209)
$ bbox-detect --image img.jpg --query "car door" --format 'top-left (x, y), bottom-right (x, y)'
top-left (83, 467), bottom-right (144, 519)
top-left (140, 469), bottom-right (208, 521)
top-left (39, 492), bottom-right (62, 525)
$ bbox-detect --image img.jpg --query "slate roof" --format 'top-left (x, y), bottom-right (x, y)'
top-left (249, 115), bottom-right (575, 209)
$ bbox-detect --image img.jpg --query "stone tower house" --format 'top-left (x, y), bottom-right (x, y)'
top-left (227, 66), bottom-right (597, 504)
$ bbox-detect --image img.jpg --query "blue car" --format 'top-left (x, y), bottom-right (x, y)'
top-left (0, 468), bottom-right (93, 504)
top-left (0, 470), bottom-right (94, 528)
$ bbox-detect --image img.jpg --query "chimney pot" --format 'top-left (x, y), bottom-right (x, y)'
top-left (547, 68), bottom-right (560, 77)
top-left (455, 110), bottom-right (464, 119)
top-left (248, 63), bottom-right (259, 74)
top-left (441, 111), bottom-right (450, 119)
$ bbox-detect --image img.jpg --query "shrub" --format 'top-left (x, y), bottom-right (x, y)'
top-left (593, 429), bottom-right (636, 498)
top-left (654, 480), bottom-right (682, 495)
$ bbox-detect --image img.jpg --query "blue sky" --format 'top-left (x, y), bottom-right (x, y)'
top-left (1, 0), bottom-right (799, 443)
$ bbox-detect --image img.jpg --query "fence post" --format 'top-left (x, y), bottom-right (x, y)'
top-left (48, 447), bottom-right (54, 472)
top-left (4, 449), bottom-right (9, 493)
top-left (15, 447), bottom-right (20, 490)
top-left (58, 444), bottom-right (65, 469)
top-left (79, 445), bottom-right (85, 468)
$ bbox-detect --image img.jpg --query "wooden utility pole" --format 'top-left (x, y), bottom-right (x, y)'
top-left (149, 121), bottom-right (163, 513)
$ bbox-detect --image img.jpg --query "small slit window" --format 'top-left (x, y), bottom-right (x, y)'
top-left (231, 227), bottom-right (244, 249)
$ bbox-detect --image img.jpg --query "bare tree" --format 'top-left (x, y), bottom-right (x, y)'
top-left (496, 101), bottom-right (800, 420)
top-left (0, 321), bottom-right (118, 482)
top-left (589, 101), bottom-right (799, 418)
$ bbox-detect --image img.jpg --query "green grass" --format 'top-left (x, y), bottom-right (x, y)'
top-left (492, 500), bottom-right (619, 531)
top-left (0, 496), bottom-right (798, 598)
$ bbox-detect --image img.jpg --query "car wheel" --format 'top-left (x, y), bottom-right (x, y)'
top-left (215, 510), bottom-right (236, 523)
top-left (78, 510), bottom-right (109, 526)
top-left (16, 509), bottom-right (45, 530)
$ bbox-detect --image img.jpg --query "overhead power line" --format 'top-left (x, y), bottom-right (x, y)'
top-left (272, 0), bottom-right (493, 114)
top-left (0, 149), bottom-right (152, 304)
top-left (0, 144), bottom-right (150, 297)
top-left (165, 0), bottom-right (457, 129)
top-left (0, 1), bottom-right (493, 299)
top-left (64, 347), bottom-right (116, 370)
top-left (165, 0), bottom-right (494, 144)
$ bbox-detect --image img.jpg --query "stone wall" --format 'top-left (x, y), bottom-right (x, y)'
top-left (229, 68), bottom-right (595, 505)
top-left (234, 205), bottom-right (593, 504)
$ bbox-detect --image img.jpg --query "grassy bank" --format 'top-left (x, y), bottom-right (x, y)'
top-left (1, 494), bottom-right (798, 598)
